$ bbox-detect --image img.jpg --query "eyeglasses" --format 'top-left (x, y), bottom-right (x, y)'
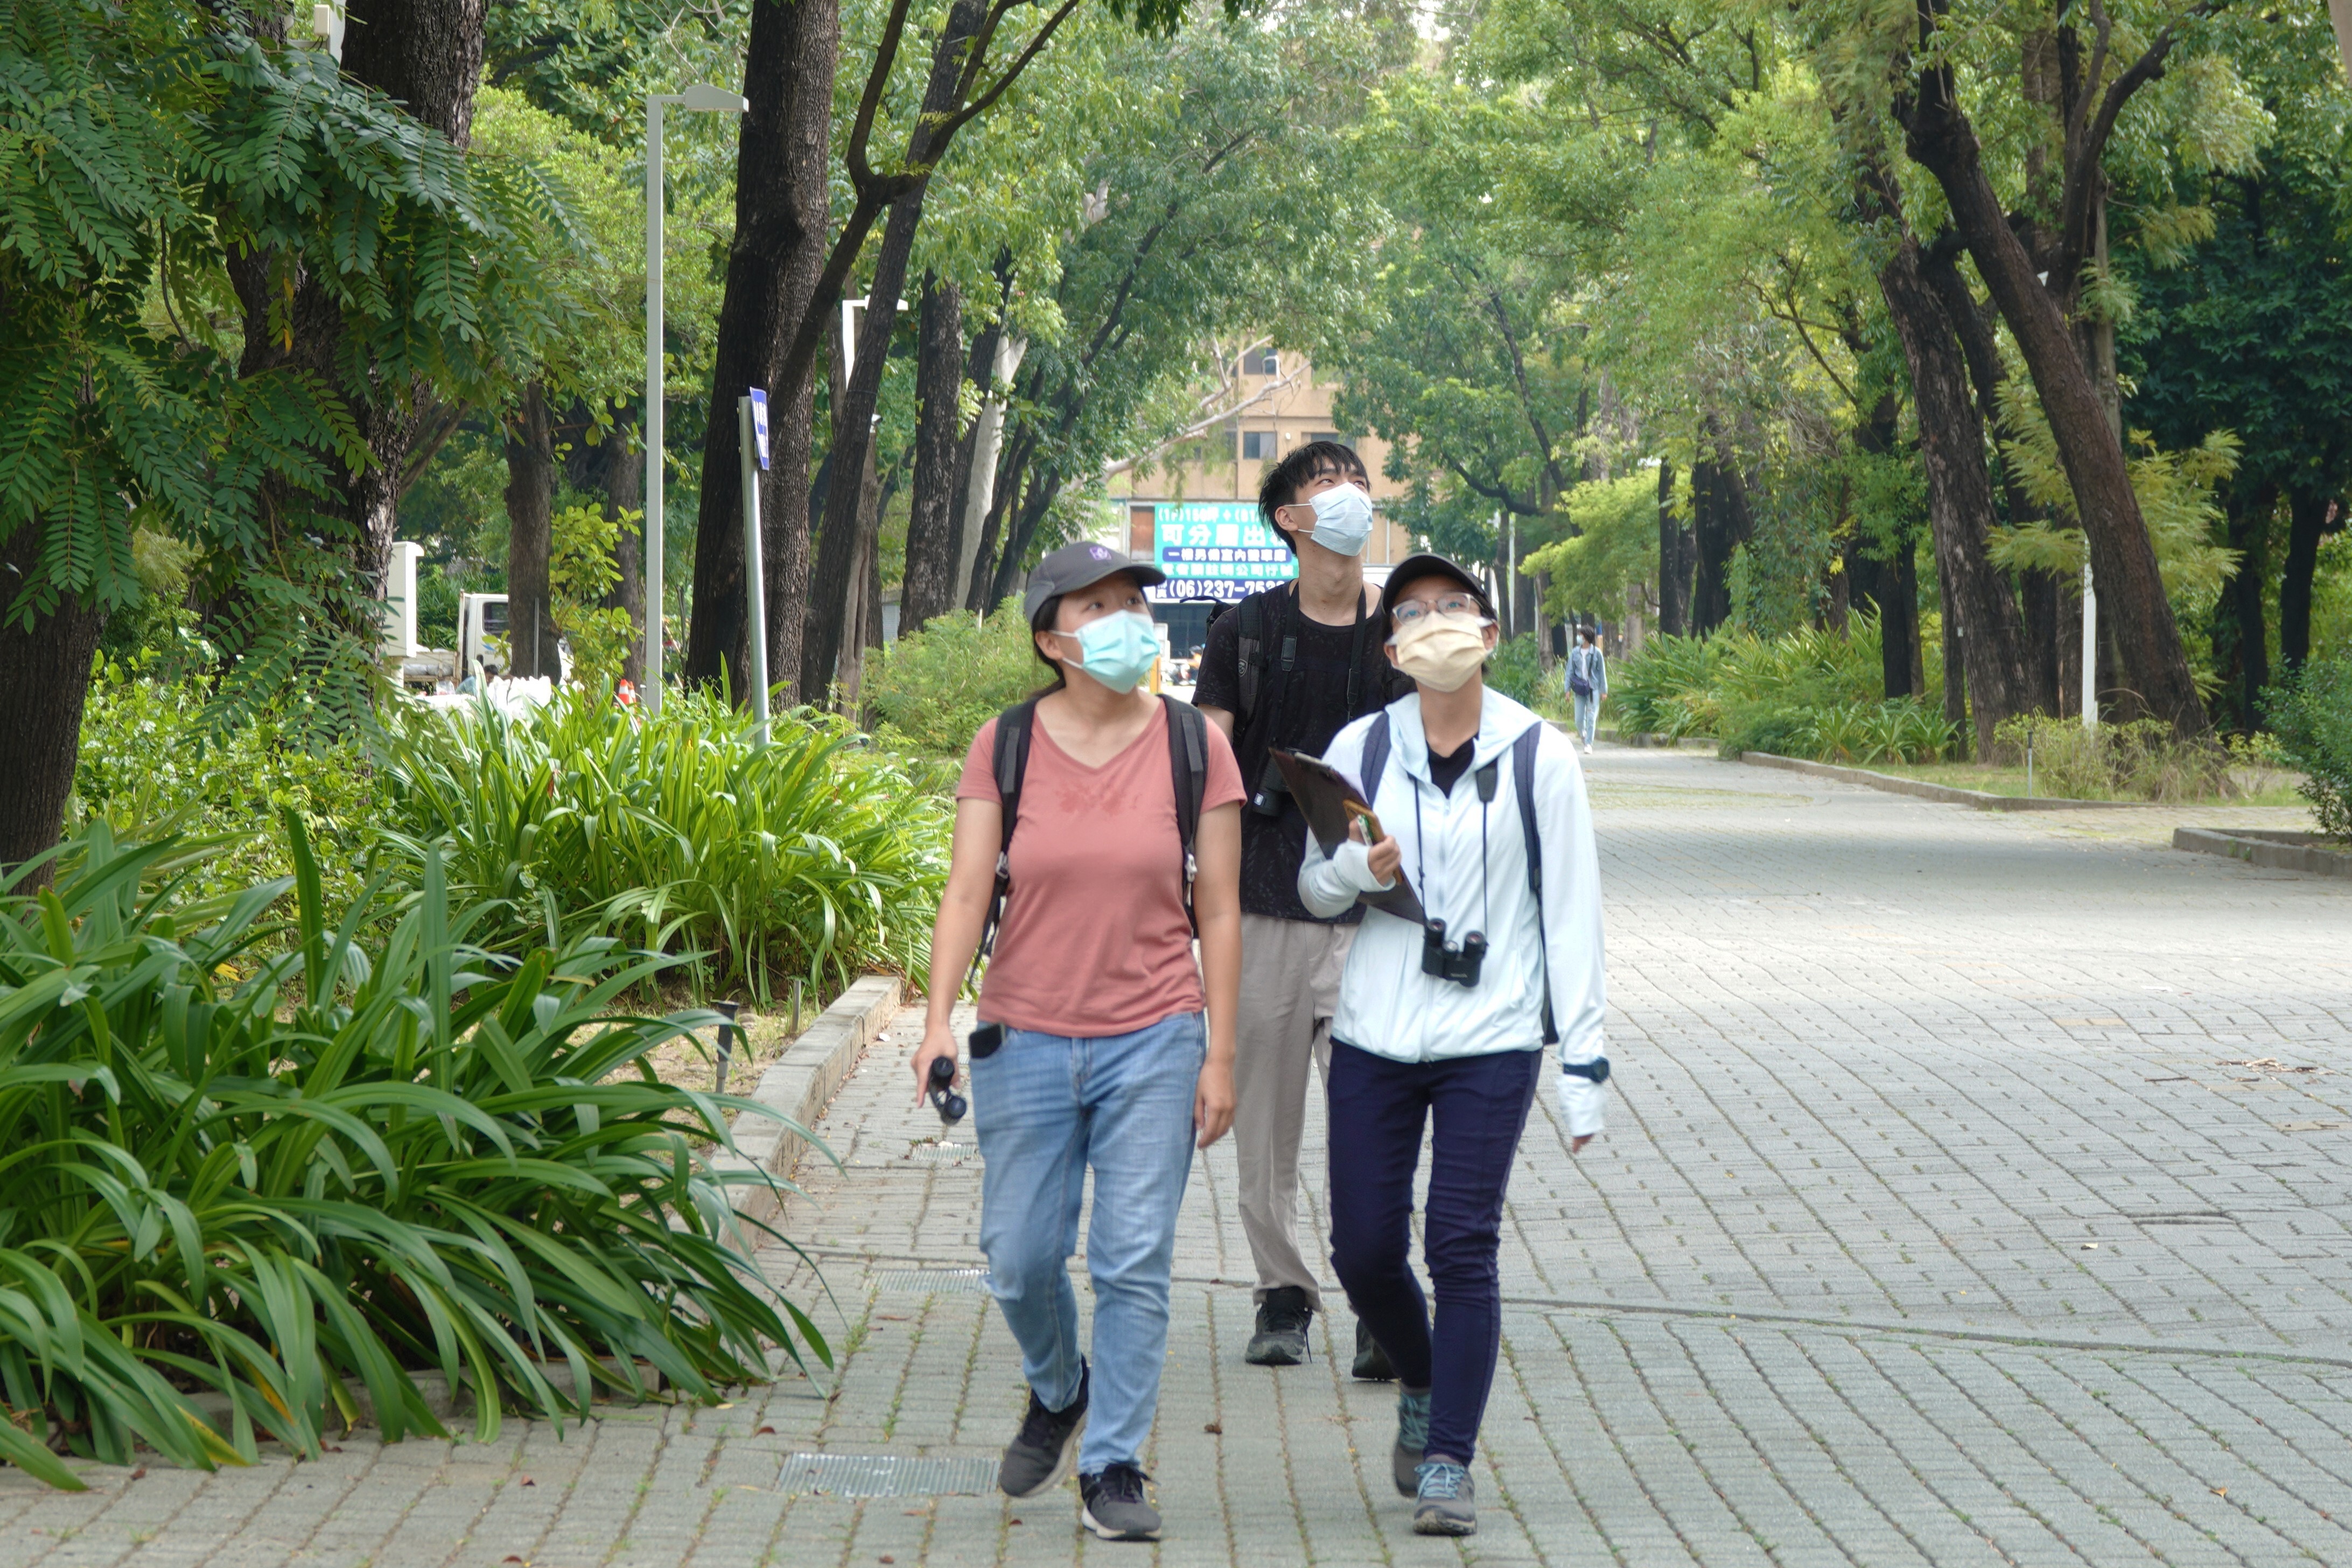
top-left (1389, 592), bottom-right (1483, 627)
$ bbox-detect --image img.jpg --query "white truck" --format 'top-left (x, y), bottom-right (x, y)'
top-left (380, 540), bottom-right (565, 691)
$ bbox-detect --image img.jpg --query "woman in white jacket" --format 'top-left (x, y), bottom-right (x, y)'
top-left (1297, 554), bottom-right (1608, 1538)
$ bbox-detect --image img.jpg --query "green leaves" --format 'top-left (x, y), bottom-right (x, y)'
top-left (0, 813), bottom-right (829, 1487)
top-left (373, 688), bottom-right (950, 1001)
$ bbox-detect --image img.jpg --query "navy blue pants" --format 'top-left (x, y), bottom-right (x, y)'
top-left (1326, 1039), bottom-right (1542, 1465)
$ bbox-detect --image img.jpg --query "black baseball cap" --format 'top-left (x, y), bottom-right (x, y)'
top-left (1378, 553), bottom-right (1493, 627)
top-left (1023, 541), bottom-right (1166, 618)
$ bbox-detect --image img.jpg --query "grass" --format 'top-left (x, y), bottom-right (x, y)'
top-left (1836, 759), bottom-right (2309, 806)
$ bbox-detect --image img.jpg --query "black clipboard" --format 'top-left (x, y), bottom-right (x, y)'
top-left (1270, 748), bottom-right (1427, 925)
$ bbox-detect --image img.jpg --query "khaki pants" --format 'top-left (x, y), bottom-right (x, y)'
top-left (1234, 913), bottom-right (1356, 1307)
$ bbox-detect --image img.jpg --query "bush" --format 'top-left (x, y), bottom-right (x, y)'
top-left (2265, 659), bottom-right (2352, 838)
top-left (375, 688), bottom-right (949, 1000)
top-left (1610, 617), bottom-right (1954, 762)
top-left (0, 820), bottom-right (822, 1490)
top-left (1485, 631), bottom-right (1550, 711)
top-left (69, 659), bottom-right (384, 913)
top-left (1991, 715), bottom-right (2231, 803)
top-left (863, 598), bottom-right (1045, 760)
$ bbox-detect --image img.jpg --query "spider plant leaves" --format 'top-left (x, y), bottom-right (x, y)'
top-left (0, 814), bottom-right (827, 1487)
top-left (373, 689), bottom-right (949, 1002)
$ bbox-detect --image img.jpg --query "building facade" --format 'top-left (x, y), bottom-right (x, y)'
top-left (1101, 351), bottom-right (1414, 658)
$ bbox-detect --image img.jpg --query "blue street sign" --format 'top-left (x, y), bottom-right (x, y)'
top-left (748, 388), bottom-right (770, 471)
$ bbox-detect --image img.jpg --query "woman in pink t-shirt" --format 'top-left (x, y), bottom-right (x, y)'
top-left (913, 542), bottom-right (1243, 1543)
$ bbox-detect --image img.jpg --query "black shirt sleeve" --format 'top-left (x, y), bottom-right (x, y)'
top-left (1193, 603), bottom-right (1243, 717)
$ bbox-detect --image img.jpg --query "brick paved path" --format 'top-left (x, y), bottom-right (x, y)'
top-left (4, 748), bottom-right (2346, 1566)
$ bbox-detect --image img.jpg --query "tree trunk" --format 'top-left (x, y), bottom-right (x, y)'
top-left (2208, 479), bottom-right (2273, 732)
top-left (0, 525), bottom-right (107, 888)
top-left (2281, 488), bottom-right (2338, 675)
top-left (989, 467), bottom-right (1057, 607)
top-left (1689, 442), bottom-right (1749, 635)
top-left (1936, 551), bottom-right (1969, 757)
top-left (336, 0), bottom-right (488, 576)
top-left (958, 335), bottom-right (1025, 612)
top-left (684, 0), bottom-right (837, 703)
top-left (1876, 233), bottom-right (2032, 754)
top-left (965, 451), bottom-right (1020, 613)
top-left (1900, 50), bottom-right (2207, 734)
top-left (800, 0), bottom-right (986, 704)
top-left (503, 381), bottom-right (557, 680)
top-left (1654, 457), bottom-right (1688, 637)
top-left (601, 437), bottom-right (646, 689)
top-left (899, 275), bottom-right (965, 636)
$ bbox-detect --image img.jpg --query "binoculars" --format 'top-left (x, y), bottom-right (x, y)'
top-left (928, 1055), bottom-right (968, 1124)
top-left (1248, 755), bottom-right (1291, 818)
top-left (1421, 918), bottom-right (1487, 988)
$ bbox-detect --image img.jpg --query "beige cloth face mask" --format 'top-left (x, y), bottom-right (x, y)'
top-left (1389, 613), bottom-right (1490, 692)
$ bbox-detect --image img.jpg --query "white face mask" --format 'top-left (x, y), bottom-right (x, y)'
top-left (1302, 482), bottom-right (1374, 557)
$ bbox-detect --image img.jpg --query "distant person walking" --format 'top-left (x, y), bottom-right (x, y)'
top-left (1566, 625), bottom-right (1606, 753)
top-left (1299, 554), bottom-right (1610, 1536)
top-left (1194, 440), bottom-right (1406, 1373)
top-left (914, 543), bottom-right (1245, 1543)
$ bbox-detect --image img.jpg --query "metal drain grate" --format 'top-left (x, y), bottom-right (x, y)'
top-left (777, 1452), bottom-right (999, 1496)
top-left (872, 1268), bottom-right (991, 1294)
top-left (908, 1142), bottom-right (981, 1164)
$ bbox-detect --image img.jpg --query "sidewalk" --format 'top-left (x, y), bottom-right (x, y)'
top-left (3, 746), bottom-right (2347, 1565)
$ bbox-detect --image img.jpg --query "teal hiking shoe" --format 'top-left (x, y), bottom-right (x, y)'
top-left (1392, 1387), bottom-right (1430, 1496)
top-left (1412, 1457), bottom-right (1476, 1536)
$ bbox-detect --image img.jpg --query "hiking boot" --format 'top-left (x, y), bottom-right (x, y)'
top-left (1392, 1386), bottom-right (1431, 1496)
top-left (997, 1361), bottom-right (1087, 1499)
top-left (1245, 1286), bottom-right (1312, 1366)
top-left (1412, 1457), bottom-right (1476, 1536)
top-left (1079, 1463), bottom-right (1163, 1541)
top-left (1353, 1319), bottom-right (1396, 1381)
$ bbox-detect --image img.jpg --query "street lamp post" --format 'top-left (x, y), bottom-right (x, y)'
top-left (643, 83), bottom-right (747, 715)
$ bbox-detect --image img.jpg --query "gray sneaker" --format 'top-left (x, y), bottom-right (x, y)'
top-left (1392, 1387), bottom-right (1431, 1496)
top-left (997, 1361), bottom-right (1087, 1499)
top-left (1245, 1286), bottom-right (1312, 1366)
top-left (1079, 1463), bottom-right (1162, 1541)
top-left (1412, 1458), bottom-right (1476, 1536)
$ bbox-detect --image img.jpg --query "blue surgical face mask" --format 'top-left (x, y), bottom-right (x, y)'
top-left (1305, 481), bottom-right (1374, 557)
top-left (1058, 610), bottom-right (1159, 692)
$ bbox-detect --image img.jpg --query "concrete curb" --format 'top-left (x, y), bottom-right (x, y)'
top-left (1738, 751), bottom-right (2163, 811)
top-left (713, 973), bottom-right (904, 1228)
top-left (2173, 826), bottom-right (2352, 879)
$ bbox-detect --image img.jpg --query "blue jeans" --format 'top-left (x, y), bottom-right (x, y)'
top-left (1573, 690), bottom-right (1600, 746)
top-left (1326, 1040), bottom-right (1541, 1465)
top-left (971, 1011), bottom-right (1205, 1475)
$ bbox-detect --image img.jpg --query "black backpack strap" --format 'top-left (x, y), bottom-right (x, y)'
top-left (1513, 725), bottom-right (1555, 1045)
top-left (974, 700), bottom-right (1038, 978)
top-left (1357, 711), bottom-right (1392, 808)
top-left (1235, 590), bottom-right (1267, 728)
top-left (1162, 696), bottom-right (1208, 932)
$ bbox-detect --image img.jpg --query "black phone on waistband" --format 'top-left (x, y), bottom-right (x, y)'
top-left (968, 1022), bottom-right (1005, 1059)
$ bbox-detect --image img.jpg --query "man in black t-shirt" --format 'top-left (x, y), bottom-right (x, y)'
top-left (1195, 440), bottom-right (1406, 1371)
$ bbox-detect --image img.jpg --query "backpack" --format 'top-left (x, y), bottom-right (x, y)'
top-left (1357, 714), bottom-right (1556, 1044)
top-left (1568, 645), bottom-right (1597, 698)
top-left (972, 694), bottom-right (1210, 974)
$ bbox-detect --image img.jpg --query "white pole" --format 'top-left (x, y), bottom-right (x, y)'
top-left (643, 96), bottom-right (666, 716)
top-left (739, 396), bottom-right (769, 749)
top-left (2080, 556), bottom-right (2098, 730)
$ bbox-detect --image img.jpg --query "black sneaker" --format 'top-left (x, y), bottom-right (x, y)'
top-left (997, 1361), bottom-right (1087, 1499)
top-left (1353, 1318), bottom-right (1396, 1381)
top-left (1079, 1462), bottom-right (1162, 1541)
top-left (1245, 1286), bottom-right (1313, 1366)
